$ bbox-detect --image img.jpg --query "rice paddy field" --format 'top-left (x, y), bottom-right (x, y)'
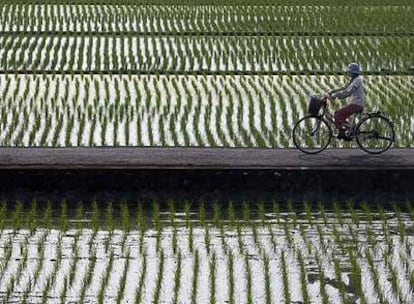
top-left (0, 199), bottom-right (413, 304)
top-left (1, 1), bottom-right (414, 303)
top-left (0, 1), bottom-right (413, 148)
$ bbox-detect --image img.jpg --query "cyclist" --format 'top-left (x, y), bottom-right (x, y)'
top-left (327, 63), bottom-right (365, 139)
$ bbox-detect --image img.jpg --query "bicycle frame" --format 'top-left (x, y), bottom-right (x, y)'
top-left (318, 99), bottom-right (363, 136)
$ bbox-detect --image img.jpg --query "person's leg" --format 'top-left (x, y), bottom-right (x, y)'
top-left (334, 104), bottom-right (363, 129)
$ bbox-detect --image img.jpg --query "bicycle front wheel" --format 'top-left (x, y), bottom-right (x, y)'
top-left (292, 116), bottom-right (332, 154)
top-left (356, 114), bottom-right (395, 154)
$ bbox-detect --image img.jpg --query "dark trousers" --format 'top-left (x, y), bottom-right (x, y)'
top-left (334, 103), bottom-right (363, 129)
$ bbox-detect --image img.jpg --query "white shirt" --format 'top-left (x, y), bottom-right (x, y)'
top-left (330, 76), bottom-right (365, 107)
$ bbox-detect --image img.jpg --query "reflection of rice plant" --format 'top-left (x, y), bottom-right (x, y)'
top-left (41, 277), bottom-right (52, 304)
top-left (191, 249), bottom-right (200, 304)
top-left (227, 249), bottom-right (235, 304)
top-left (32, 235), bottom-right (46, 288)
top-left (21, 278), bottom-right (33, 304)
top-left (60, 199), bottom-right (69, 233)
top-left (228, 201), bottom-right (236, 228)
top-left (120, 202), bottom-right (130, 250)
top-left (316, 255), bottom-right (329, 304)
top-left (0, 200), bottom-right (7, 234)
top-left (209, 251), bottom-right (218, 304)
top-left (79, 247), bottom-right (97, 303)
top-left (184, 200), bottom-right (194, 253)
top-left (263, 252), bottom-right (272, 304)
top-left (168, 199), bottom-right (179, 254)
top-left (333, 201), bottom-right (344, 227)
top-left (59, 276), bottom-right (69, 304)
top-left (27, 199), bottom-right (37, 235)
top-left (213, 201), bottom-right (227, 252)
top-left (116, 250), bottom-right (130, 304)
top-left (136, 206), bottom-right (146, 254)
top-left (43, 200), bottom-right (53, 230)
top-left (333, 257), bottom-right (349, 304)
top-left (365, 248), bottom-right (387, 304)
top-left (348, 248), bottom-right (367, 304)
top-left (152, 249), bottom-right (165, 304)
top-left (98, 249), bottom-right (114, 304)
top-left (388, 256), bottom-right (405, 303)
top-left (12, 200), bottom-right (23, 232)
top-left (172, 250), bottom-right (182, 304)
top-left (152, 200), bottom-right (162, 252)
top-left (199, 201), bottom-right (211, 254)
top-left (244, 252), bottom-right (253, 304)
top-left (296, 249), bottom-right (310, 304)
top-left (135, 251), bottom-right (147, 304)
top-left (304, 201), bottom-right (313, 227)
top-left (105, 201), bottom-right (114, 252)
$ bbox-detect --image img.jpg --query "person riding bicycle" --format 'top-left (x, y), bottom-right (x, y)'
top-left (326, 63), bottom-right (365, 140)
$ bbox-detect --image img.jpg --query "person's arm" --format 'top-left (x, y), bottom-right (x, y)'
top-left (331, 78), bottom-right (360, 99)
top-left (328, 82), bottom-right (349, 95)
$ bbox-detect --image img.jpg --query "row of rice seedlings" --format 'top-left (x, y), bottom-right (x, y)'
top-left (1, 35), bottom-right (412, 72)
top-left (0, 74), bottom-right (412, 147)
top-left (0, 202), bottom-right (414, 301)
top-left (1, 4), bottom-right (412, 34)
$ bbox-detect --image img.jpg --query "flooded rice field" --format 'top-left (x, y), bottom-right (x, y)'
top-left (0, 199), bottom-right (413, 303)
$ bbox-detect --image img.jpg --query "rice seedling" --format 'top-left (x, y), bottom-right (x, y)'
top-left (104, 201), bottom-right (114, 252)
top-left (60, 199), bottom-right (69, 233)
top-left (11, 200), bottom-right (23, 233)
top-left (137, 202), bottom-right (147, 254)
top-left (199, 201), bottom-right (211, 254)
top-left (120, 201), bottom-right (131, 250)
top-left (184, 200), bottom-right (193, 253)
top-left (152, 200), bottom-right (163, 253)
top-left (42, 200), bottom-right (53, 230)
top-left (27, 199), bottom-right (37, 235)
top-left (213, 201), bottom-right (227, 253)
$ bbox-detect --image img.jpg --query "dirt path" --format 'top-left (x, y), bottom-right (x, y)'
top-left (0, 147), bottom-right (412, 170)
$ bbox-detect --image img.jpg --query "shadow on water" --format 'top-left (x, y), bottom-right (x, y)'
top-left (0, 168), bottom-right (412, 206)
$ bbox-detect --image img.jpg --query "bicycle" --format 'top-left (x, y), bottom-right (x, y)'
top-left (292, 95), bottom-right (395, 154)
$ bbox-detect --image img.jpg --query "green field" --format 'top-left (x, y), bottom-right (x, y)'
top-left (0, 199), bottom-right (413, 303)
top-left (0, 2), bottom-right (413, 148)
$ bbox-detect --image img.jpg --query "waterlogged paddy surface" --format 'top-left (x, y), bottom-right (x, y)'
top-left (0, 201), bottom-right (413, 303)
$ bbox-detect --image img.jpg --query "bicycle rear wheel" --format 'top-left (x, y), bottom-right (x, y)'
top-left (356, 114), bottom-right (395, 154)
top-left (292, 116), bottom-right (332, 154)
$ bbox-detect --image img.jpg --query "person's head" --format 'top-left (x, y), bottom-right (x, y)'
top-left (347, 63), bottom-right (361, 77)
